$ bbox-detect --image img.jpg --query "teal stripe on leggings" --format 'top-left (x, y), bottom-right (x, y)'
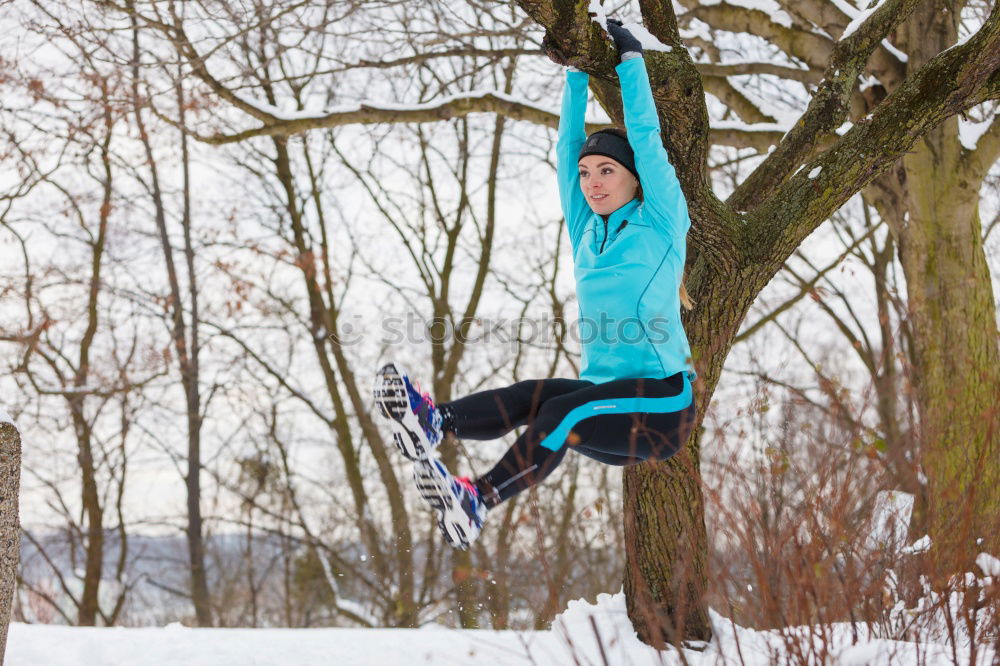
top-left (538, 375), bottom-right (693, 451)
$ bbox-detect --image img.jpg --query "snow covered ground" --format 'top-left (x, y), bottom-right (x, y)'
top-left (6, 590), bottom-right (995, 666)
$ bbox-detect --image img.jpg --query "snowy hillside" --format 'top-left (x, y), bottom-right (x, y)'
top-left (6, 590), bottom-right (996, 666)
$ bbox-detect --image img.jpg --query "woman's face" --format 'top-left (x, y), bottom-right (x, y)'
top-left (578, 155), bottom-right (639, 216)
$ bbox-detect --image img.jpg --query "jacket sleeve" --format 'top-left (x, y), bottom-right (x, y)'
top-left (556, 69), bottom-right (592, 252)
top-left (616, 56), bottom-right (691, 243)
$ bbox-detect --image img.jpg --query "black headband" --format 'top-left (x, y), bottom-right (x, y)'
top-left (578, 130), bottom-right (639, 182)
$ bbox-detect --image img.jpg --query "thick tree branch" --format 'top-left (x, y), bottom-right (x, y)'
top-left (775, 0), bottom-right (850, 36)
top-left (966, 111), bottom-right (1000, 179)
top-left (746, 5), bottom-right (1000, 272)
top-left (326, 47), bottom-right (542, 73)
top-left (638, 0), bottom-right (682, 45)
top-left (702, 76), bottom-right (778, 124)
top-left (522, 0), bottom-right (618, 70)
top-left (196, 98), bottom-right (781, 156)
top-left (948, 69), bottom-right (1000, 132)
top-left (679, 2), bottom-right (834, 71)
top-left (696, 62), bottom-right (822, 85)
top-left (709, 125), bottom-right (787, 151)
top-left (773, 0), bottom-right (906, 91)
top-left (730, 0), bottom-right (923, 211)
top-left (179, 93), bottom-right (581, 144)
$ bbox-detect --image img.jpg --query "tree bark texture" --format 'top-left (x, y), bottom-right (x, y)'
top-left (0, 419), bottom-right (21, 663)
top-left (623, 446), bottom-right (709, 645)
top-left (869, 3), bottom-right (1000, 560)
top-left (875, 134), bottom-right (1000, 560)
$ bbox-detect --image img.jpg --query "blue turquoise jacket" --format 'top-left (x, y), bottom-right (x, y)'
top-left (557, 57), bottom-right (696, 385)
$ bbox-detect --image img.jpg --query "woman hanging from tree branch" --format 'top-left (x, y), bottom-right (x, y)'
top-left (373, 19), bottom-right (697, 550)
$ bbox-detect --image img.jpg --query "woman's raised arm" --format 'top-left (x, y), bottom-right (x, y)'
top-left (609, 34), bottom-right (691, 243)
top-left (556, 68), bottom-right (592, 252)
top-left (615, 57), bottom-right (691, 239)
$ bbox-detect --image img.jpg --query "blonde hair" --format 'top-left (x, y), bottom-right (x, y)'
top-left (680, 279), bottom-right (694, 310)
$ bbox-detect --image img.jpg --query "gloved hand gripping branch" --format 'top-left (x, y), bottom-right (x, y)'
top-left (605, 19), bottom-right (643, 62)
top-left (559, 17), bottom-right (644, 72)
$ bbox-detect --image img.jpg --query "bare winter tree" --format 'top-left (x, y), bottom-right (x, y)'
top-left (48, 0), bottom-right (630, 631)
top-left (734, 197), bottom-right (917, 491)
top-left (0, 5), bottom-right (158, 625)
top-left (671, 0), bottom-right (1000, 594)
top-left (106, 0), bottom-right (544, 628)
top-left (127, 7), bottom-right (215, 625)
top-left (507, 0), bottom-right (1000, 645)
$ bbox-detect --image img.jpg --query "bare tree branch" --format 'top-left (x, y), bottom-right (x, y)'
top-left (176, 93), bottom-right (588, 144)
top-left (735, 220), bottom-right (879, 344)
top-left (966, 110), bottom-right (1000, 178)
top-left (696, 61), bottom-right (822, 85)
top-left (702, 76), bottom-right (777, 124)
top-left (326, 47), bottom-right (541, 72)
top-left (729, 0), bottom-right (923, 210)
top-left (677, 1), bottom-right (834, 70)
top-left (745, 4), bottom-right (1000, 268)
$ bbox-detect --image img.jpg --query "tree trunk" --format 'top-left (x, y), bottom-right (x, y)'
top-left (623, 270), bottom-right (757, 644)
top-left (0, 418), bottom-right (21, 663)
top-left (889, 150), bottom-right (1000, 552)
top-left (875, 156), bottom-right (1000, 555)
top-left (72, 405), bottom-right (104, 626)
top-left (186, 425), bottom-right (212, 627)
top-left (129, 10), bottom-right (212, 626)
top-left (623, 449), bottom-right (709, 645)
top-left (176, 75), bottom-right (213, 629)
top-left (874, 4), bottom-right (1000, 561)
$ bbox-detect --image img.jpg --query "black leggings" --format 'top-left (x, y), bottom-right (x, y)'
top-left (439, 372), bottom-right (696, 506)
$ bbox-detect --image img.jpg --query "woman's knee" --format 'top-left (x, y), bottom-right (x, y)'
top-left (525, 397), bottom-right (589, 448)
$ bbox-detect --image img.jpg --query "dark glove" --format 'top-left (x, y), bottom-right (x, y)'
top-left (606, 19), bottom-right (643, 57)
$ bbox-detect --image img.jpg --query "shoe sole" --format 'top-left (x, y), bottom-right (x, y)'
top-left (373, 362), bottom-right (435, 461)
top-left (412, 458), bottom-right (478, 550)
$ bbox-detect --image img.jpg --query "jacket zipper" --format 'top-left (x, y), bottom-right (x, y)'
top-left (598, 219), bottom-right (628, 254)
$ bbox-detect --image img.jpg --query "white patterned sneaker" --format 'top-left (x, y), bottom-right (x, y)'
top-left (373, 362), bottom-right (445, 461)
top-left (411, 457), bottom-right (487, 550)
